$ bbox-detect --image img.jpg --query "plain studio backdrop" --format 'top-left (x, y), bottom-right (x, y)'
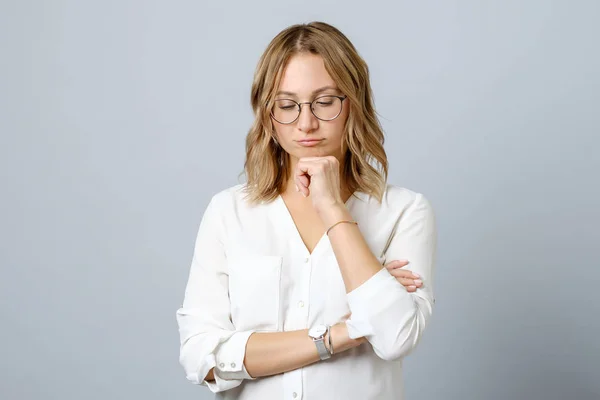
top-left (1, 1), bottom-right (598, 399)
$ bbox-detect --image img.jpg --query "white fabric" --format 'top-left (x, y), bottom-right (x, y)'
top-left (176, 183), bottom-right (437, 400)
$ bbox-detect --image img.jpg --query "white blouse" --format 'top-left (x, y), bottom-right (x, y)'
top-left (176, 183), bottom-right (437, 400)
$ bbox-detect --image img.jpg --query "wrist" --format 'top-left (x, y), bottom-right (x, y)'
top-left (318, 203), bottom-right (350, 228)
top-left (330, 322), bottom-right (364, 353)
top-left (309, 324), bottom-right (332, 360)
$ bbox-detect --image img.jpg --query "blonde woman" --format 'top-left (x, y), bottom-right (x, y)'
top-left (176, 21), bottom-right (437, 400)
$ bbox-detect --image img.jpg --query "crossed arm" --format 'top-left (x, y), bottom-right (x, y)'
top-left (177, 193), bottom-right (436, 392)
top-left (204, 255), bottom-right (419, 381)
top-left (204, 322), bottom-right (364, 381)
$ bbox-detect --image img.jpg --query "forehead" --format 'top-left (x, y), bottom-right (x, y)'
top-left (277, 53), bottom-right (337, 95)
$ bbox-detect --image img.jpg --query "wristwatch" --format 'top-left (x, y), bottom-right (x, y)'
top-left (308, 324), bottom-right (331, 360)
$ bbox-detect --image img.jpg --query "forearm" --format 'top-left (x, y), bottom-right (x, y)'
top-left (205, 322), bottom-right (364, 382)
top-left (245, 322), bottom-right (364, 378)
top-left (319, 205), bottom-right (382, 293)
top-left (316, 195), bottom-right (437, 361)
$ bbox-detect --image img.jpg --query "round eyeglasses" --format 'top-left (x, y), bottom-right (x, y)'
top-left (270, 95), bottom-right (347, 124)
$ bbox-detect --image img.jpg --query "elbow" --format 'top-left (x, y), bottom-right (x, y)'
top-left (179, 345), bottom-right (205, 385)
top-left (178, 333), bottom-right (247, 393)
top-left (371, 308), bottom-right (428, 361)
top-left (178, 333), bottom-right (217, 387)
top-left (179, 348), bottom-right (231, 393)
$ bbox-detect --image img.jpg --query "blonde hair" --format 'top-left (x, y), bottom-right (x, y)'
top-left (242, 21), bottom-right (388, 204)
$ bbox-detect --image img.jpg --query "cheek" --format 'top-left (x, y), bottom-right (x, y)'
top-left (329, 117), bottom-right (347, 141)
top-left (274, 124), bottom-right (294, 141)
top-left (335, 104), bottom-right (350, 130)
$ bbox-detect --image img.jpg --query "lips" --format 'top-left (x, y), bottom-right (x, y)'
top-left (297, 139), bottom-right (323, 143)
top-left (296, 139), bottom-right (323, 147)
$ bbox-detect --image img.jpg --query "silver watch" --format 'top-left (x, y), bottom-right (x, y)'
top-left (308, 324), bottom-right (331, 360)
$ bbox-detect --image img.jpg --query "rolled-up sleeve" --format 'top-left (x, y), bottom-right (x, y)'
top-left (176, 196), bottom-right (256, 393)
top-left (345, 193), bottom-right (437, 361)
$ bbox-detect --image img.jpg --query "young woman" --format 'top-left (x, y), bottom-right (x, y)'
top-left (176, 21), bottom-right (437, 400)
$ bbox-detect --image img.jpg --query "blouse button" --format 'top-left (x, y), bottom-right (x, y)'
top-left (304, 257), bottom-right (310, 263)
top-left (231, 362), bottom-right (236, 368)
top-left (298, 301), bottom-right (304, 308)
top-left (292, 392), bottom-right (298, 398)
top-left (219, 363), bottom-right (225, 368)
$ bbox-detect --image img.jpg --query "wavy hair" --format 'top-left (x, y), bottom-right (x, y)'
top-left (242, 21), bottom-right (388, 204)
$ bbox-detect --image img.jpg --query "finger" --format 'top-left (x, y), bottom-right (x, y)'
top-left (295, 178), bottom-right (309, 197)
top-left (385, 259), bottom-right (410, 269)
top-left (388, 269), bottom-right (415, 278)
top-left (387, 266), bottom-right (421, 280)
top-left (325, 155), bottom-right (339, 165)
top-left (386, 261), bottom-right (420, 279)
top-left (395, 277), bottom-right (423, 288)
top-left (295, 160), bottom-right (316, 178)
top-left (294, 162), bottom-right (312, 196)
top-left (397, 278), bottom-right (417, 286)
top-left (294, 172), bottom-right (310, 195)
top-left (298, 175), bottom-right (310, 190)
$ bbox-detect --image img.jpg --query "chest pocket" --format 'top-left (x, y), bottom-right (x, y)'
top-left (227, 255), bottom-right (283, 332)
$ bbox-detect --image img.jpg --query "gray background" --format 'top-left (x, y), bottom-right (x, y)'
top-left (1, 1), bottom-right (598, 399)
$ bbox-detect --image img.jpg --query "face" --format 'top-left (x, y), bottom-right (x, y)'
top-left (271, 53), bottom-right (349, 163)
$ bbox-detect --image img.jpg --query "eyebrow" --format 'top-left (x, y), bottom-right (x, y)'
top-left (276, 85), bottom-right (340, 96)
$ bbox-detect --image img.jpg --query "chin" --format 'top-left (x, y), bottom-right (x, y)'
top-left (299, 148), bottom-right (340, 159)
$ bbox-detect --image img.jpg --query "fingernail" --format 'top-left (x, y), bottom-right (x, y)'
top-left (409, 285), bottom-right (416, 290)
top-left (302, 192), bottom-right (307, 197)
top-left (295, 185), bottom-right (299, 192)
top-left (414, 279), bottom-right (422, 286)
top-left (398, 259), bottom-right (409, 263)
top-left (412, 273), bottom-right (420, 278)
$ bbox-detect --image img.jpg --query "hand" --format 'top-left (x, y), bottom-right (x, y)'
top-left (294, 156), bottom-right (343, 212)
top-left (385, 260), bottom-right (422, 292)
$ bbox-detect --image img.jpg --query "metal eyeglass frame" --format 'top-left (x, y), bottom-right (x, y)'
top-left (270, 95), bottom-right (348, 124)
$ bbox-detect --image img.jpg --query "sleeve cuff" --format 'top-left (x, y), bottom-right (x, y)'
top-left (345, 318), bottom-right (375, 339)
top-left (345, 267), bottom-right (408, 339)
top-left (214, 330), bottom-right (256, 381)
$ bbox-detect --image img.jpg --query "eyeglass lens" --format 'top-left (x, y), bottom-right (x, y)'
top-left (272, 96), bottom-right (343, 123)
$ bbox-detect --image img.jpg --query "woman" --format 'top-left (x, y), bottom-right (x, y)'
top-left (176, 21), bottom-right (437, 400)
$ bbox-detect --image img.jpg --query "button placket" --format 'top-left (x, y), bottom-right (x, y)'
top-left (283, 256), bottom-right (307, 400)
top-left (298, 254), bottom-right (312, 321)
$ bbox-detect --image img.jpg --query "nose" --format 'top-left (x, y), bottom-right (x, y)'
top-left (297, 102), bottom-right (319, 133)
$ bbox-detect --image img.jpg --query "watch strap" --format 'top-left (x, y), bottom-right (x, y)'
top-left (314, 336), bottom-right (331, 360)
top-left (311, 325), bottom-right (331, 360)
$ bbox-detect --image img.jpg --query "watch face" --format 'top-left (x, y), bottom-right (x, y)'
top-left (309, 325), bottom-right (327, 338)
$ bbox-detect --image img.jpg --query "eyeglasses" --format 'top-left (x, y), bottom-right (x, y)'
top-left (270, 95), bottom-right (347, 124)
